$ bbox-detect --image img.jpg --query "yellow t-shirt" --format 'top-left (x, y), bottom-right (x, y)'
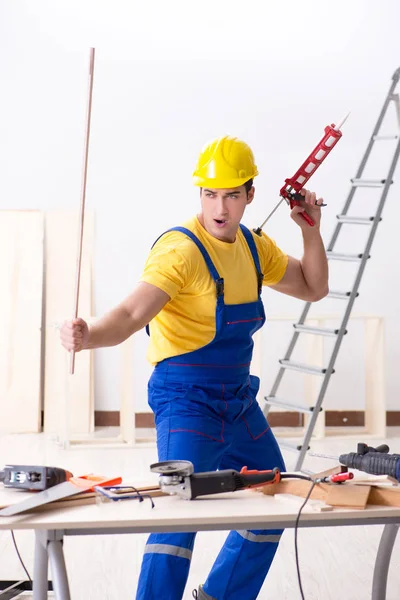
top-left (140, 216), bottom-right (288, 365)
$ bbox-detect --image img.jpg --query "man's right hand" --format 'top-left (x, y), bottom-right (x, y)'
top-left (60, 318), bottom-right (89, 352)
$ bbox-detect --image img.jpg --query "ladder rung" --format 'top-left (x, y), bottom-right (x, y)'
top-left (293, 324), bottom-right (346, 337)
top-left (279, 359), bottom-right (334, 376)
top-left (328, 290), bottom-right (359, 299)
top-left (351, 179), bottom-right (392, 187)
top-left (326, 251), bottom-right (369, 262)
top-left (373, 135), bottom-right (399, 141)
top-left (336, 215), bottom-right (380, 225)
top-left (279, 441), bottom-right (309, 452)
top-left (264, 396), bottom-right (313, 414)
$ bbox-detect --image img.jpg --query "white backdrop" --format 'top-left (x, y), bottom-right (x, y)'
top-left (1, 0), bottom-right (399, 411)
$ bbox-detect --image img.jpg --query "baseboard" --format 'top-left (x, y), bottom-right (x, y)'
top-left (92, 410), bottom-right (400, 428)
top-left (325, 411), bottom-right (365, 427)
top-left (387, 411), bottom-right (400, 426)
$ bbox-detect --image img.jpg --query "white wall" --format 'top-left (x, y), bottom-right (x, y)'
top-left (1, 0), bottom-right (400, 411)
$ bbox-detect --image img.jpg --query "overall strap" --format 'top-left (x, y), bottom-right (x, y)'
top-left (152, 227), bottom-right (224, 297)
top-left (239, 224), bottom-right (264, 295)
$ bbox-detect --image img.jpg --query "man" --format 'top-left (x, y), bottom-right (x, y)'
top-left (60, 135), bottom-right (328, 600)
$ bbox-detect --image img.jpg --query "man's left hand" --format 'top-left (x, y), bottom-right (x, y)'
top-left (290, 189), bottom-right (324, 231)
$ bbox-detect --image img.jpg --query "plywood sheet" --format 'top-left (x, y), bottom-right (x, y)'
top-left (44, 211), bottom-right (94, 435)
top-left (0, 210), bottom-right (43, 433)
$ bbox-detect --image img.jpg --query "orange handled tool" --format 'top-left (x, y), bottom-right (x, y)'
top-left (239, 466), bottom-right (282, 488)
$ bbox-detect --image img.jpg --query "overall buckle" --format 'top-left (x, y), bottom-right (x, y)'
top-left (216, 278), bottom-right (224, 297)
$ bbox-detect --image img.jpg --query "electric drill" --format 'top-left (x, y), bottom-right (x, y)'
top-left (339, 443), bottom-right (400, 481)
top-left (0, 465), bottom-right (73, 491)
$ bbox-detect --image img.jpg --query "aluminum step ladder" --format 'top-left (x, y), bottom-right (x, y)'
top-left (264, 66), bottom-right (400, 471)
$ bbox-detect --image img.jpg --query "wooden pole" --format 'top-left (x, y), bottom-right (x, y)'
top-left (70, 48), bottom-right (95, 374)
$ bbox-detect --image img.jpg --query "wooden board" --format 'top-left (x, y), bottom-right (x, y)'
top-left (0, 210), bottom-right (43, 433)
top-left (0, 484), bottom-right (163, 512)
top-left (325, 484), bottom-right (370, 509)
top-left (43, 211), bottom-right (94, 435)
top-left (260, 479), bottom-right (400, 508)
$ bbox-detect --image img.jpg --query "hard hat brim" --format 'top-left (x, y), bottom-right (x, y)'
top-left (193, 174), bottom-right (257, 189)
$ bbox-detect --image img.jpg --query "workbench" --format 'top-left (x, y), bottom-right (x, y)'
top-left (0, 487), bottom-right (399, 600)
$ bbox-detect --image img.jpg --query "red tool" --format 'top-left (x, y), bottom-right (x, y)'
top-left (151, 460), bottom-right (283, 499)
top-left (254, 113), bottom-right (350, 234)
top-left (318, 472), bottom-right (354, 484)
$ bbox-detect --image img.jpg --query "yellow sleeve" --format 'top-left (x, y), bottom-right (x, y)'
top-left (256, 232), bottom-right (289, 286)
top-left (139, 234), bottom-right (194, 300)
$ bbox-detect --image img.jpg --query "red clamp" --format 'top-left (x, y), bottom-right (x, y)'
top-left (321, 472), bottom-right (354, 484)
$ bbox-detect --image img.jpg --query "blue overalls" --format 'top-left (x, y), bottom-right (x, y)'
top-left (137, 225), bottom-right (285, 600)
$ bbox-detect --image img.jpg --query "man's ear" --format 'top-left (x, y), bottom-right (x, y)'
top-left (247, 186), bottom-right (255, 205)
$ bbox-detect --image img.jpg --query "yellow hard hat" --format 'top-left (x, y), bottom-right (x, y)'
top-left (192, 135), bottom-right (258, 188)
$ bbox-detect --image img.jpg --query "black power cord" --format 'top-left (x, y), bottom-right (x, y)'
top-left (274, 472), bottom-right (316, 600)
top-left (11, 531), bottom-right (32, 583)
top-left (293, 480), bottom-right (317, 600)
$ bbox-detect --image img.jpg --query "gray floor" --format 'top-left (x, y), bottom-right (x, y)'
top-left (1, 428), bottom-right (400, 599)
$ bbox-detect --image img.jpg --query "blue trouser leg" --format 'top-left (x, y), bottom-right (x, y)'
top-left (136, 382), bottom-right (228, 600)
top-left (202, 395), bottom-right (286, 600)
top-left (137, 376), bottom-right (285, 600)
top-left (137, 532), bottom-right (196, 600)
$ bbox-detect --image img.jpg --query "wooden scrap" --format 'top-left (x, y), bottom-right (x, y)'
top-left (274, 493), bottom-right (333, 512)
top-left (261, 480), bottom-right (330, 503)
top-left (44, 485), bottom-right (165, 510)
top-left (260, 479), bottom-right (400, 508)
top-left (352, 474), bottom-right (399, 486)
top-left (311, 465), bottom-right (348, 480)
top-left (369, 486), bottom-right (400, 507)
top-left (325, 484), bottom-right (370, 509)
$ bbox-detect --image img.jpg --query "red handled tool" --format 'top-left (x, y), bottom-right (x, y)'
top-left (239, 466), bottom-right (282, 488)
top-left (150, 460), bottom-right (283, 499)
top-left (254, 113), bottom-right (350, 234)
top-left (317, 472), bottom-right (354, 484)
top-left (150, 461), bottom-right (320, 499)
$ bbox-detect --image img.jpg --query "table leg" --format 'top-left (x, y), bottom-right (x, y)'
top-left (372, 524), bottom-right (399, 600)
top-left (33, 531), bottom-right (49, 600)
top-left (47, 534), bottom-right (71, 600)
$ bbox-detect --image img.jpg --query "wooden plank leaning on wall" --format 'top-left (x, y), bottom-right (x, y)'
top-left (0, 210), bottom-right (43, 433)
top-left (44, 210), bottom-right (94, 436)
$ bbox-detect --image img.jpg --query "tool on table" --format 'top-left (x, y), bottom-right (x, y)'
top-left (308, 442), bottom-right (400, 482)
top-left (315, 471), bottom-right (354, 484)
top-left (149, 460), bottom-right (353, 500)
top-left (254, 112), bottom-right (350, 234)
top-left (339, 443), bottom-right (400, 481)
top-left (0, 465), bottom-right (73, 491)
top-left (0, 473), bottom-right (122, 516)
top-left (94, 485), bottom-right (155, 508)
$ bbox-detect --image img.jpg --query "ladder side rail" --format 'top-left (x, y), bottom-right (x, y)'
top-left (264, 71), bottom-right (400, 427)
top-left (295, 139), bottom-right (400, 469)
top-left (327, 77), bottom-right (399, 251)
